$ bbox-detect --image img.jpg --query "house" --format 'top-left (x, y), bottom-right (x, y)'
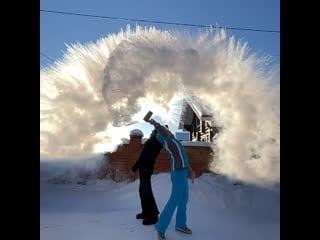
top-left (99, 96), bottom-right (220, 182)
top-left (102, 129), bottom-right (213, 182)
top-left (178, 96), bottom-right (220, 142)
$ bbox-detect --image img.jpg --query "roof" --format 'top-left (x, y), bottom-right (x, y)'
top-left (178, 96), bottom-right (213, 129)
top-left (129, 129), bottom-right (144, 137)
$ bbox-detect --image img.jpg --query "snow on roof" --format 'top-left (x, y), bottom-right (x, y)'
top-left (129, 129), bottom-right (144, 137)
top-left (179, 96), bottom-right (213, 129)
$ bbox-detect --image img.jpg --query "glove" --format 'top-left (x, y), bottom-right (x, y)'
top-left (149, 119), bottom-right (155, 124)
top-left (131, 164), bottom-right (138, 172)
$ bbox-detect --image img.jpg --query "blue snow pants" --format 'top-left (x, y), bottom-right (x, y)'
top-left (155, 168), bottom-right (189, 234)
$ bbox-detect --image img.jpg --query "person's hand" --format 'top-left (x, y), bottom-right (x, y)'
top-left (131, 164), bottom-right (138, 172)
top-left (149, 119), bottom-right (155, 125)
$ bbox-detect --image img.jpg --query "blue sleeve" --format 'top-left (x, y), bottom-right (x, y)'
top-left (156, 133), bottom-right (165, 146)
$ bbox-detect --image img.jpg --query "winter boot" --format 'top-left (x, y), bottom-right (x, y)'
top-left (136, 213), bottom-right (145, 219)
top-left (175, 226), bottom-right (192, 234)
top-left (142, 216), bottom-right (158, 225)
top-left (157, 231), bottom-right (166, 240)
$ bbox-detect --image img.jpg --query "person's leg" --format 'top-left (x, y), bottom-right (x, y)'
top-left (143, 172), bottom-right (159, 218)
top-left (138, 169), bottom-right (148, 218)
top-left (140, 170), bottom-right (157, 210)
top-left (175, 169), bottom-right (188, 228)
top-left (155, 169), bottom-right (185, 234)
top-left (142, 172), bottom-right (159, 225)
top-left (148, 177), bottom-right (160, 217)
top-left (149, 188), bottom-right (160, 216)
top-left (139, 169), bottom-right (159, 224)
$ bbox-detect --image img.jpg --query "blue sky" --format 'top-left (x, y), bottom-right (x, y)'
top-left (40, 0), bottom-right (280, 158)
top-left (40, 0), bottom-right (280, 68)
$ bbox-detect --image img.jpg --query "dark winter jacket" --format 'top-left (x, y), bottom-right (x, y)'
top-left (131, 133), bottom-right (163, 172)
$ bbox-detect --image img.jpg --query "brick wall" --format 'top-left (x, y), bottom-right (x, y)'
top-left (101, 130), bottom-right (214, 182)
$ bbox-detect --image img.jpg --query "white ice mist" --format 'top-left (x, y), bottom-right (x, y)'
top-left (40, 25), bottom-right (279, 185)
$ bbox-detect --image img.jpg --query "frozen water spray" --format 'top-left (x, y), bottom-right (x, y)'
top-left (40, 25), bottom-right (279, 185)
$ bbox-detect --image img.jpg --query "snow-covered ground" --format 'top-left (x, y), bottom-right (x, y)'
top-left (40, 171), bottom-right (279, 240)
